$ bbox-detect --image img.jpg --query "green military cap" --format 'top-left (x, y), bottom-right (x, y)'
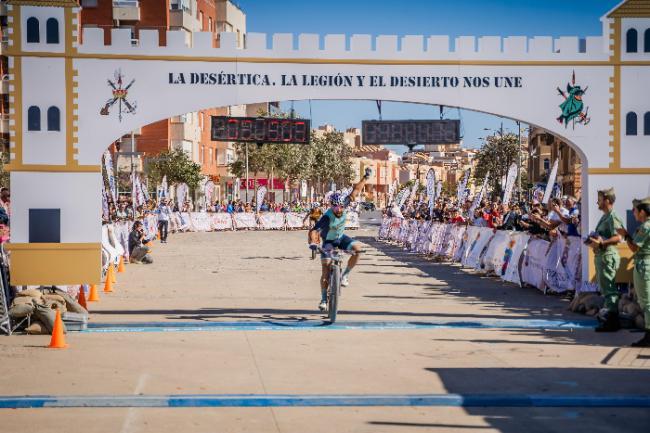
top-left (634, 196), bottom-right (650, 207)
top-left (598, 187), bottom-right (616, 202)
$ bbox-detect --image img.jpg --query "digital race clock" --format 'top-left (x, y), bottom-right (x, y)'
top-left (362, 119), bottom-right (460, 146)
top-left (211, 116), bottom-right (311, 144)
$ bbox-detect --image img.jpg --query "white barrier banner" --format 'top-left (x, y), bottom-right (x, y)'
top-left (190, 212), bottom-right (213, 232)
top-left (287, 212), bottom-right (308, 229)
top-left (461, 226), bottom-right (486, 267)
top-left (346, 211), bottom-right (360, 229)
top-left (258, 212), bottom-right (285, 230)
top-left (175, 212), bottom-right (191, 232)
top-left (113, 221), bottom-right (131, 259)
top-left (143, 215), bottom-right (158, 239)
top-left (211, 213), bottom-right (234, 231)
top-left (502, 232), bottom-right (530, 285)
top-left (481, 230), bottom-right (512, 273)
top-left (520, 238), bottom-right (550, 291)
top-left (543, 235), bottom-right (582, 293)
top-left (233, 212), bottom-right (258, 230)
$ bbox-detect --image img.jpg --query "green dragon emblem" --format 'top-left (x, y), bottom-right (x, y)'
top-left (556, 70), bottom-right (590, 128)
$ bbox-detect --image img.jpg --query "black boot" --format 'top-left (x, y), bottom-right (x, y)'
top-left (595, 312), bottom-right (621, 332)
top-left (631, 331), bottom-right (650, 347)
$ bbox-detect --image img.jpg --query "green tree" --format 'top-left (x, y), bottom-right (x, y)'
top-left (0, 152), bottom-right (10, 188)
top-left (307, 130), bottom-right (353, 193)
top-left (146, 148), bottom-right (204, 189)
top-left (473, 133), bottom-right (519, 197)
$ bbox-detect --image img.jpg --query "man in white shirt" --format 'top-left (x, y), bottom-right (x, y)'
top-left (156, 199), bottom-right (173, 243)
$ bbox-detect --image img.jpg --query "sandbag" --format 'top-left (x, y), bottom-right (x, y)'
top-left (43, 294), bottom-right (66, 305)
top-left (12, 296), bottom-right (36, 306)
top-left (33, 304), bottom-right (64, 333)
top-left (53, 288), bottom-right (88, 315)
top-left (16, 288), bottom-right (43, 299)
top-left (9, 302), bottom-right (35, 319)
top-left (25, 320), bottom-right (47, 335)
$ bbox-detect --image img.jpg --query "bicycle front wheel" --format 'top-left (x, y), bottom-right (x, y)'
top-left (328, 265), bottom-right (341, 323)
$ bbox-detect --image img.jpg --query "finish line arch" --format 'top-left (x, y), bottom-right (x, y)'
top-left (6, 0), bottom-right (650, 284)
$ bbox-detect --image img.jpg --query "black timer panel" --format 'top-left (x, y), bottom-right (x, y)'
top-left (362, 120), bottom-right (460, 145)
top-left (211, 116), bottom-right (311, 144)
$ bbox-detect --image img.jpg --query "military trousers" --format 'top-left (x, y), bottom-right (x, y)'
top-left (633, 257), bottom-right (650, 330)
top-left (595, 252), bottom-right (620, 312)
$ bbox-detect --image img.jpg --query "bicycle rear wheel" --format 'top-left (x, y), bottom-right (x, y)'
top-left (328, 265), bottom-right (341, 323)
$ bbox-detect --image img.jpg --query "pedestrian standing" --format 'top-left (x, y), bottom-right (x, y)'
top-left (618, 197), bottom-right (650, 347)
top-left (156, 199), bottom-right (172, 243)
top-left (589, 188), bottom-right (625, 332)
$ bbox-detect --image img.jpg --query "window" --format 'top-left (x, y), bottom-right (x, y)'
top-left (81, 0), bottom-right (99, 7)
top-left (29, 209), bottom-right (61, 243)
top-left (209, 148), bottom-right (213, 165)
top-left (46, 18), bottom-right (59, 44)
top-left (626, 111), bottom-right (638, 135)
top-left (626, 28), bottom-right (638, 53)
top-left (208, 17), bottom-right (213, 33)
top-left (199, 12), bottom-right (204, 29)
top-left (645, 112), bottom-right (650, 136)
top-left (645, 29), bottom-right (650, 53)
top-left (27, 17), bottom-right (40, 43)
top-left (27, 106), bottom-right (41, 131)
top-left (543, 158), bottom-right (550, 172)
top-left (47, 106), bottom-right (60, 131)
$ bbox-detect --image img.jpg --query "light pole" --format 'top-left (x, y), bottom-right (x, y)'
top-left (245, 142), bottom-right (249, 203)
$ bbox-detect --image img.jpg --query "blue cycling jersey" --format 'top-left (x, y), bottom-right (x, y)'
top-left (313, 208), bottom-right (347, 241)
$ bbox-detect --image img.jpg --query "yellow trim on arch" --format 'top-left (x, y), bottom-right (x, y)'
top-left (5, 163), bottom-right (101, 172)
top-left (5, 242), bottom-right (102, 286)
top-left (608, 18), bottom-right (622, 170)
top-left (588, 167), bottom-right (650, 174)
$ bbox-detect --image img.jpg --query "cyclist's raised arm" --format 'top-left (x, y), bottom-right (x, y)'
top-left (349, 167), bottom-right (373, 203)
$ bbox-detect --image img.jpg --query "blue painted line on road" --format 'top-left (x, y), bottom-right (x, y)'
top-left (81, 318), bottom-right (597, 333)
top-left (0, 394), bottom-right (648, 409)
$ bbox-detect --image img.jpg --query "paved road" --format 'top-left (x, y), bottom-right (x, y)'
top-left (1, 211), bottom-right (649, 432)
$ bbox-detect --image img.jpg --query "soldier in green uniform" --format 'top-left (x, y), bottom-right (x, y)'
top-left (617, 197), bottom-right (650, 347)
top-left (587, 188), bottom-right (624, 332)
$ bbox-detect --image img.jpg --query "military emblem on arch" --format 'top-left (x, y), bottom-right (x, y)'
top-left (100, 69), bottom-right (137, 122)
top-left (556, 70), bottom-right (590, 128)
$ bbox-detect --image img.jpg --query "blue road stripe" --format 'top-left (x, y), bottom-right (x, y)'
top-left (0, 394), bottom-right (648, 409)
top-left (81, 318), bottom-right (597, 333)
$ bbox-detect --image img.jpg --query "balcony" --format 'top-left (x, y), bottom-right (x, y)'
top-left (170, 8), bottom-right (199, 32)
top-left (0, 3), bottom-right (7, 17)
top-left (113, 1), bottom-right (140, 22)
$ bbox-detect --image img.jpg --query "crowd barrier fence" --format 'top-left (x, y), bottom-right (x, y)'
top-left (378, 216), bottom-right (582, 294)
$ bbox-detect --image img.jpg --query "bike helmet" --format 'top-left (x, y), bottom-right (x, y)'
top-left (330, 193), bottom-right (345, 207)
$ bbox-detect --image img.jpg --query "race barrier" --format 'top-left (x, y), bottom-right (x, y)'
top-left (378, 217), bottom-right (582, 294)
top-left (104, 212), bottom-right (360, 240)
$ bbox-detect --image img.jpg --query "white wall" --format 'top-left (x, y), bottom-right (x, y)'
top-left (10, 172), bottom-right (102, 243)
top-left (22, 57), bottom-right (66, 165)
top-left (20, 6), bottom-right (65, 53)
top-left (620, 66), bottom-right (650, 168)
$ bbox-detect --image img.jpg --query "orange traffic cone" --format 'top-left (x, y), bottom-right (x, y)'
top-left (104, 266), bottom-right (114, 293)
top-left (48, 309), bottom-right (68, 349)
top-left (77, 285), bottom-right (88, 310)
top-left (117, 256), bottom-right (126, 273)
top-left (88, 284), bottom-right (100, 302)
top-left (110, 263), bottom-right (116, 283)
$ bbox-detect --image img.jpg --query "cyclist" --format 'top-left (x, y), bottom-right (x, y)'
top-left (309, 168), bottom-right (372, 311)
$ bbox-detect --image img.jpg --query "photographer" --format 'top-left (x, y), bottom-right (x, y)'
top-left (128, 221), bottom-right (153, 264)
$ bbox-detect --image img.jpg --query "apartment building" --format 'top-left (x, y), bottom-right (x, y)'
top-left (80, 0), bottom-right (263, 200)
top-left (528, 127), bottom-right (582, 198)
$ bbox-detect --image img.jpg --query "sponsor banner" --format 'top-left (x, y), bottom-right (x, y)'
top-left (346, 211), bottom-right (360, 229)
top-left (101, 224), bottom-right (122, 267)
top-left (176, 212), bottom-right (191, 231)
top-left (258, 212), bottom-right (285, 230)
top-left (143, 214), bottom-right (158, 239)
top-left (287, 212), bottom-right (308, 229)
top-left (502, 232), bottom-right (530, 285)
top-left (481, 230), bottom-right (512, 274)
top-left (520, 238), bottom-right (550, 291)
top-left (190, 212), bottom-right (213, 232)
top-left (233, 212), bottom-right (258, 230)
top-left (211, 213), bottom-right (234, 231)
top-left (113, 221), bottom-right (131, 259)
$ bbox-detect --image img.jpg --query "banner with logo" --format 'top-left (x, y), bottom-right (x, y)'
top-left (502, 163), bottom-right (518, 205)
top-left (469, 172), bottom-right (489, 218)
top-left (258, 212), bottom-right (285, 229)
top-left (204, 181), bottom-right (215, 210)
top-left (233, 212), bottom-right (258, 230)
top-left (211, 213), bottom-right (234, 231)
top-left (190, 212), bottom-right (213, 232)
top-left (345, 211), bottom-right (360, 229)
top-left (520, 238), bottom-right (550, 291)
top-left (103, 151), bottom-right (117, 204)
top-left (176, 183), bottom-right (189, 210)
top-left (542, 159), bottom-right (559, 204)
top-left (286, 212), bottom-right (308, 229)
top-left (456, 169), bottom-right (470, 205)
top-left (501, 232), bottom-right (531, 285)
top-left (256, 186), bottom-right (267, 212)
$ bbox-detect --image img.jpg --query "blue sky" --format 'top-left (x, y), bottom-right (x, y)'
top-left (240, 0), bottom-right (620, 149)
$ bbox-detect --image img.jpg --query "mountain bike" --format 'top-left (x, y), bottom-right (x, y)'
top-left (315, 246), bottom-right (361, 323)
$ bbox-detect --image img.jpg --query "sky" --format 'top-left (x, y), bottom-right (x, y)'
top-left (236, 0), bottom-right (620, 150)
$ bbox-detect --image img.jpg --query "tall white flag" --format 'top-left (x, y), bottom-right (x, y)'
top-left (542, 159), bottom-right (559, 204)
top-left (502, 163), bottom-right (518, 205)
